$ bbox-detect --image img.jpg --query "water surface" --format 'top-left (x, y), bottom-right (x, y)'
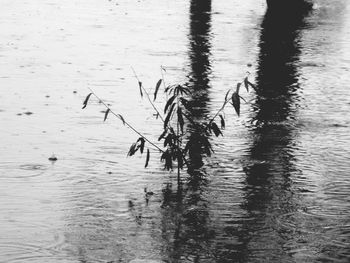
top-left (0, 0), bottom-right (349, 262)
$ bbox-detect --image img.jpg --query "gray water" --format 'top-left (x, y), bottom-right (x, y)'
top-left (0, 0), bottom-right (349, 262)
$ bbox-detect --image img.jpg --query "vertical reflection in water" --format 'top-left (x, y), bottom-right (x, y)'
top-left (185, 0), bottom-right (212, 170)
top-left (187, 0), bottom-right (212, 118)
top-left (159, 0), bottom-right (214, 261)
top-left (240, 5), bottom-right (312, 261)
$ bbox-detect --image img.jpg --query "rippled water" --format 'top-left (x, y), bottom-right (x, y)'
top-left (1, 0), bottom-right (349, 262)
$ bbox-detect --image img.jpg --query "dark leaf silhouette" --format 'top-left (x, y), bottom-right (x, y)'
top-left (117, 114), bottom-right (126, 125)
top-left (158, 129), bottom-right (167, 141)
top-left (161, 150), bottom-right (172, 170)
top-left (200, 135), bottom-right (213, 156)
top-left (103, 108), bottom-right (110, 122)
top-left (180, 98), bottom-right (192, 111)
top-left (165, 154), bottom-right (172, 170)
top-left (127, 143), bottom-right (137, 156)
top-left (164, 134), bottom-right (173, 147)
top-left (219, 114), bottom-right (225, 129)
top-left (145, 149), bottom-right (150, 168)
top-left (174, 85), bottom-right (190, 96)
top-left (164, 95), bottom-right (176, 113)
top-left (231, 92), bottom-right (240, 116)
top-left (236, 82), bottom-right (242, 93)
top-left (137, 137), bottom-right (145, 154)
top-left (244, 77), bottom-right (249, 92)
top-left (239, 95), bottom-right (247, 103)
top-left (82, 93), bottom-right (93, 109)
top-left (211, 122), bottom-right (222, 137)
top-left (165, 85), bottom-right (174, 94)
top-left (138, 81), bottom-right (143, 98)
top-left (164, 103), bottom-right (175, 129)
top-left (153, 79), bottom-right (162, 101)
top-left (247, 81), bottom-right (257, 91)
top-left (177, 107), bottom-right (184, 133)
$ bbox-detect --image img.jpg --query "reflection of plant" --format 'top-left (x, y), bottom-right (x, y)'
top-left (82, 68), bottom-right (255, 183)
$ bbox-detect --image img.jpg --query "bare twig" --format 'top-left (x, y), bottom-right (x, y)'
top-left (87, 87), bottom-right (164, 153)
top-left (131, 67), bottom-right (165, 123)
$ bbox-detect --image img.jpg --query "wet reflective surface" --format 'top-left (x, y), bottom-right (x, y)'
top-left (1, 0), bottom-right (350, 262)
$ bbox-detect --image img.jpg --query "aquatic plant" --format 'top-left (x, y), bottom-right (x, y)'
top-left (82, 68), bottom-right (255, 184)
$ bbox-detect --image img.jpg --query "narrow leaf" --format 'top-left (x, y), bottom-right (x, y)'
top-left (180, 97), bottom-right (192, 111)
top-left (219, 114), bottom-right (225, 129)
top-left (244, 77), bottom-right (249, 92)
top-left (103, 108), bottom-right (110, 122)
top-left (137, 137), bottom-right (145, 154)
top-left (177, 107), bottom-right (184, 134)
top-left (153, 79), bottom-right (162, 101)
top-left (165, 85), bottom-right (174, 94)
top-left (247, 81), bottom-right (257, 91)
top-left (211, 122), bottom-right (222, 137)
top-left (117, 114), bottom-right (126, 125)
top-left (82, 93), bottom-right (92, 109)
top-left (239, 95), bottom-right (247, 103)
top-left (164, 95), bottom-right (176, 113)
top-left (145, 149), bottom-right (150, 168)
top-left (164, 103), bottom-right (176, 129)
top-left (127, 143), bottom-right (137, 156)
top-left (138, 81), bottom-right (143, 98)
top-left (236, 82), bottom-right (242, 93)
top-left (231, 92), bottom-right (240, 116)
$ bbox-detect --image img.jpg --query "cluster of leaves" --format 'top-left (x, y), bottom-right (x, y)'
top-left (82, 70), bottom-right (256, 174)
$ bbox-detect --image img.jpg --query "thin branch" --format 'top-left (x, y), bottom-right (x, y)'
top-left (208, 75), bottom-right (253, 123)
top-left (208, 97), bottom-right (230, 124)
top-left (87, 87), bottom-right (164, 153)
top-left (131, 67), bottom-right (165, 123)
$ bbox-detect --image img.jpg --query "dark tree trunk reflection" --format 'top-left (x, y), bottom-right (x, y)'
top-left (159, 0), bottom-right (215, 261)
top-left (266, 0), bottom-right (313, 13)
top-left (239, 4), bottom-right (313, 261)
top-left (185, 0), bottom-right (212, 171)
top-left (160, 1), bottom-right (314, 261)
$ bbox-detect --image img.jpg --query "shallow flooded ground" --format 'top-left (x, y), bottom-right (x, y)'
top-left (0, 0), bottom-right (349, 262)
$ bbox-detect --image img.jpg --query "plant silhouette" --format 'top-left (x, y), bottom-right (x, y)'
top-left (82, 69), bottom-right (255, 184)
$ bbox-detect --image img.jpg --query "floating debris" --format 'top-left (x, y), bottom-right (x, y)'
top-left (48, 154), bottom-right (58, 162)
